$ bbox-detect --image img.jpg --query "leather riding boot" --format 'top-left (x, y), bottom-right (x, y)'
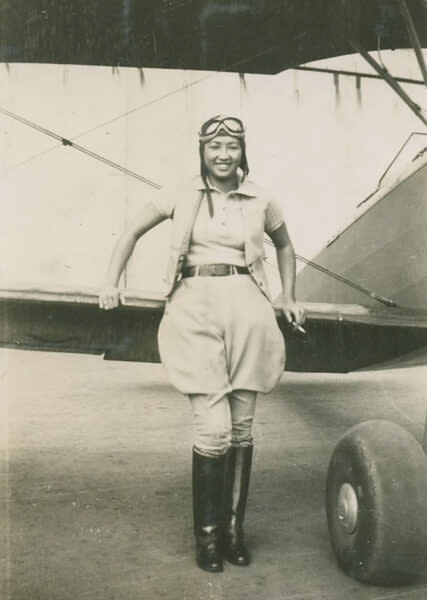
top-left (192, 448), bottom-right (226, 573)
top-left (223, 444), bottom-right (253, 566)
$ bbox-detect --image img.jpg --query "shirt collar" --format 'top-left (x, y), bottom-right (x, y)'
top-left (192, 174), bottom-right (256, 197)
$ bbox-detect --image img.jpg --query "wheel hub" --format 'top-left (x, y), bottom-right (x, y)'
top-left (337, 482), bottom-right (358, 534)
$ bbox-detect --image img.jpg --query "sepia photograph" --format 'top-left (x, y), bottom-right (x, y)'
top-left (1, 1), bottom-right (427, 598)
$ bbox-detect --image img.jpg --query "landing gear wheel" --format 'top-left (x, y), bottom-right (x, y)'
top-left (326, 420), bottom-right (427, 585)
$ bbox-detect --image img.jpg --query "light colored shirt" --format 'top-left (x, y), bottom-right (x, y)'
top-left (154, 176), bottom-right (284, 233)
top-left (185, 183), bottom-right (246, 267)
top-left (151, 175), bottom-right (285, 299)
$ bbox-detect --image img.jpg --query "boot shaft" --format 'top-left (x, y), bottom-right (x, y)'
top-left (192, 448), bottom-right (227, 533)
top-left (224, 444), bottom-right (253, 530)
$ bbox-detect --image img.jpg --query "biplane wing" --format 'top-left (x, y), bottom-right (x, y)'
top-left (2, 2), bottom-right (427, 588)
top-left (1, 286), bottom-right (427, 374)
top-left (1, 0), bottom-right (426, 75)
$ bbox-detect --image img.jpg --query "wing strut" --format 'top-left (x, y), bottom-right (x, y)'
top-left (398, 0), bottom-right (427, 89)
top-left (348, 38), bottom-right (427, 127)
top-left (293, 66), bottom-right (424, 86)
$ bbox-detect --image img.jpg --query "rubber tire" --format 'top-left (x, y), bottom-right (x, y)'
top-left (326, 420), bottom-right (427, 585)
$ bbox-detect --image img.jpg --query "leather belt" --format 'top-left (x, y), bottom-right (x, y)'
top-left (181, 264), bottom-right (250, 278)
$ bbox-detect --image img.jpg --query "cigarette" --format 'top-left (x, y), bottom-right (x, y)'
top-left (295, 324), bottom-right (306, 334)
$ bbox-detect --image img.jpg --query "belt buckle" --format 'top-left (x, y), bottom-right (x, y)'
top-left (229, 265), bottom-right (236, 275)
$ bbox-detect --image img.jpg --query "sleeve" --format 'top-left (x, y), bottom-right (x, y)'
top-left (150, 186), bottom-right (176, 219)
top-left (264, 196), bottom-right (285, 234)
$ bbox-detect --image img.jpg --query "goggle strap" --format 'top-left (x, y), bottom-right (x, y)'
top-left (205, 118), bottom-right (243, 133)
top-left (199, 124), bottom-right (245, 142)
top-left (199, 118), bottom-right (245, 141)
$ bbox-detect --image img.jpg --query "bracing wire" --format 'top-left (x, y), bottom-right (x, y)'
top-left (4, 42), bottom-right (280, 172)
top-left (69, 43), bottom-right (279, 142)
top-left (2, 101), bottom-right (399, 307)
top-left (264, 238), bottom-right (396, 306)
top-left (0, 59), bottom-right (399, 309)
top-left (4, 78), bottom-right (209, 172)
top-left (0, 106), bottom-right (161, 189)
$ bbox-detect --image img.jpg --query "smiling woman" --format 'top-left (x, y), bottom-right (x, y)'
top-left (204, 136), bottom-right (242, 182)
top-left (199, 116), bottom-right (248, 217)
top-left (98, 114), bottom-right (305, 573)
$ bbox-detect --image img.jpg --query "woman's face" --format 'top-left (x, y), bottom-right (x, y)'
top-left (203, 135), bottom-right (242, 182)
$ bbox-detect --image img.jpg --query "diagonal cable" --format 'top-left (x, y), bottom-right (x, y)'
top-left (2, 77), bottom-right (209, 172)
top-left (1, 99), bottom-right (399, 307)
top-left (0, 49), bottom-right (399, 309)
top-left (0, 105), bottom-right (161, 189)
top-left (4, 43), bottom-right (280, 172)
top-left (66, 43), bottom-right (280, 140)
top-left (264, 238), bottom-right (396, 306)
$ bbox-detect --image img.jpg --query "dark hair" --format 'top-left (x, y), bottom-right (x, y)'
top-left (199, 136), bottom-right (249, 217)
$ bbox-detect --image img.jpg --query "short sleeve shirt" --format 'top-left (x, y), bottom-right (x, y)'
top-left (152, 186), bottom-right (176, 220)
top-left (264, 195), bottom-right (285, 234)
top-left (153, 176), bottom-right (283, 224)
top-left (151, 176), bottom-right (285, 266)
top-left (185, 187), bottom-right (246, 267)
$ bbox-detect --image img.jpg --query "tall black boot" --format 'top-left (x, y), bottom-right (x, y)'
top-left (223, 444), bottom-right (253, 566)
top-left (192, 448), bottom-right (226, 573)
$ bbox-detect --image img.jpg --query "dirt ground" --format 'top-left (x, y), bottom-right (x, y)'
top-left (1, 349), bottom-right (426, 600)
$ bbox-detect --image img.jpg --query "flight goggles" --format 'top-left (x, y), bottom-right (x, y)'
top-left (198, 116), bottom-right (245, 142)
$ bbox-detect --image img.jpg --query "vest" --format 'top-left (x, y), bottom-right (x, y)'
top-left (163, 180), bottom-right (272, 301)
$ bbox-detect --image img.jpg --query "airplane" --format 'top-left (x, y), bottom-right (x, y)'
top-left (1, 0), bottom-right (427, 587)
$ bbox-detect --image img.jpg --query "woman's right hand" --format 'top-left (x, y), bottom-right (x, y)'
top-left (98, 287), bottom-right (121, 310)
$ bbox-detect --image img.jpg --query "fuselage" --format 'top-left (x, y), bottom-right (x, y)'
top-left (297, 152), bottom-right (427, 310)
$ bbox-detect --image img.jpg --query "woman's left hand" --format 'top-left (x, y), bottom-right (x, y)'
top-left (282, 301), bottom-right (305, 329)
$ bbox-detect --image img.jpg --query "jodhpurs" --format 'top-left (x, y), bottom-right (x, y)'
top-left (188, 389), bottom-right (257, 457)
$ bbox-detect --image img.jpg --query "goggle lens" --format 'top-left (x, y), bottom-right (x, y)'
top-left (203, 120), bottom-right (220, 135)
top-left (222, 118), bottom-right (244, 132)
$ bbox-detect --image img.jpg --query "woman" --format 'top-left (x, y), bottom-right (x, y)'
top-left (99, 115), bottom-right (305, 573)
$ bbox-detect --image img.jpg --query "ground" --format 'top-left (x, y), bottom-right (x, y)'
top-left (1, 349), bottom-right (426, 600)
